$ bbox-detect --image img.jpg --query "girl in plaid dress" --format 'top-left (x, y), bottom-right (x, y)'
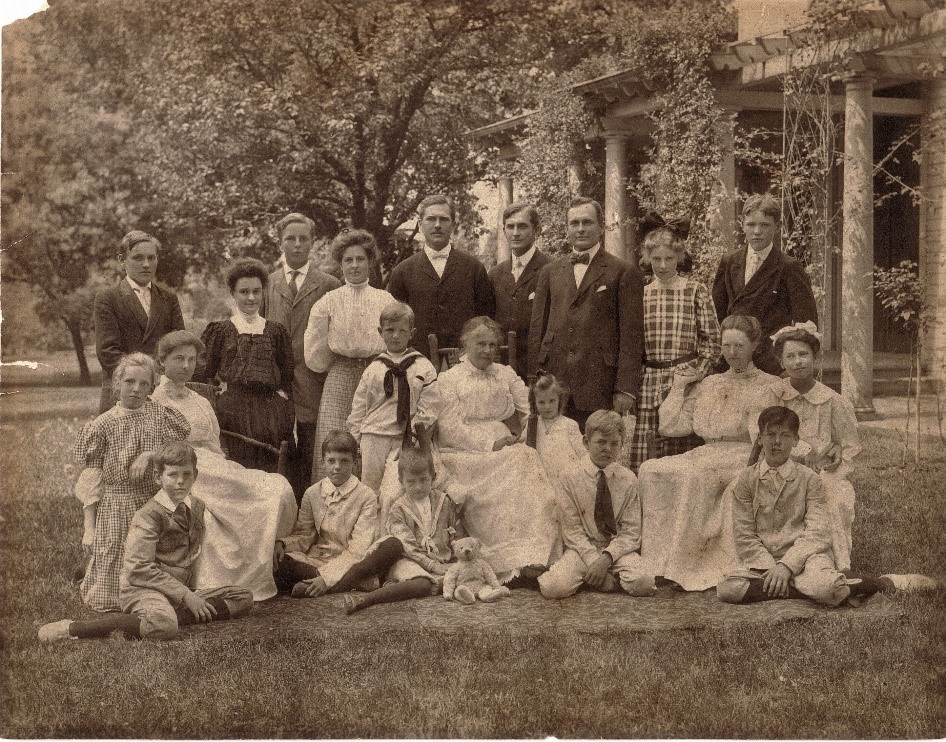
top-left (303, 230), bottom-right (392, 483)
top-left (75, 353), bottom-right (190, 611)
top-left (625, 227), bottom-right (721, 473)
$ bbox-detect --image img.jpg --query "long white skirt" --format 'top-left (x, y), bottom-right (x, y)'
top-left (192, 447), bottom-right (298, 600)
top-left (639, 440), bottom-right (750, 591)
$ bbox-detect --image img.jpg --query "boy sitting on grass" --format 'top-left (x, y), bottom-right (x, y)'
top-left (40, 442), bottom-right (254, 642)
top-left (717, 406), bottom-right (937, 605)
top-left (538, 409), bottom-right (656, 599)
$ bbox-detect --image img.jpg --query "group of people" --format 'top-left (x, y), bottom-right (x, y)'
top-left (39, 193), bottom-right (937, 644)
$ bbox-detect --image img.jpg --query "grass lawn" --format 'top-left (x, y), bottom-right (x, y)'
top-left (1, 415), bottom-right (944, 738)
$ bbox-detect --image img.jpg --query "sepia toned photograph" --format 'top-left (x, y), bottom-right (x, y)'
top-left (1, 0), bottom-right (944, 737)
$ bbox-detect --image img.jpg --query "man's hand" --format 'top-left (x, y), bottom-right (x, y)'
top-left (182, 591), bottom-right (217, 623)
top-left (612, 393), bottom-right (636, 416)
top-left (762, 563), bottom-right (792, 598)
top-left (129, 451), bottom-right (152, 482)
top-left (584, 554), bottom-right (613, 589)
top-left (272, 541), bottom-right (285, 572)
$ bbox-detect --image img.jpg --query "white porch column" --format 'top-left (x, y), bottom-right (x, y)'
top-left (495, 176), bottom-right (513, 264)
top-left (920, 77), bottom-right (946, 390)
top-left (716, 109), bottom-right (738, 249)
top-left (841, 75), bottom-right (876, 415)
top-left (604, 133), bottom-right (628, 259)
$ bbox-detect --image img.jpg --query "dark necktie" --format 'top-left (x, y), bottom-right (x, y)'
top-left (173, 501), bottom-right (191, 532)
top-left (288, 270), bottom-right (300, 299)
top-left (595, 469), bottom-right (617, 539)
top-left (378, 352), bottom-right (422, 425)
top-left (569, 251), bottom-right (590, 265)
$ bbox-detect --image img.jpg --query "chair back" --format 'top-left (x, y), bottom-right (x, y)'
top-left (427, 331), bottom-right (517, 373)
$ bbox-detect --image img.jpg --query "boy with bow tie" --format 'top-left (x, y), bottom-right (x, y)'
top-left (39, 442), bottom-right (254, 642)
top-left (538, 410), bottom-right (656, 600)
top-left (347, 301), bottom-right (439, 494)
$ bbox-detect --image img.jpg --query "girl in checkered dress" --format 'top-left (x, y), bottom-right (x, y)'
top-left (625, 227), bottom-right (721, 473)
top-left (75, 353), bottom-right (190, 611)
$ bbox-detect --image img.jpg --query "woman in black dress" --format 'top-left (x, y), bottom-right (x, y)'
top-left (199, 258), bottom-right (294, 471)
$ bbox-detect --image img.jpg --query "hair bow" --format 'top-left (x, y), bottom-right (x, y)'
top-left (638, 213), bottom-right (691, 241)
top-left (770, 321), bottom-right (822, 344)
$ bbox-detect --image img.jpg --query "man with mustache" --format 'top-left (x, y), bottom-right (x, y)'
top-left (387, 195), bottom-right (495, 362)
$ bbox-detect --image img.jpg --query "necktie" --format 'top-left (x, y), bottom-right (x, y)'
top-left (378, 352), bottom-right (421, 425)
top-left (511, 257), bottom-right (523, 281)
top-left (569, 251), bottom-right (590, 265)
top-left (745, 251), bottom-right (760, 283)
top-left (172, 501), bottom-right (191, 532)
top-left (594, 469), bottom-right (618, 540)
top-left (288, 270), bottom-right (300, 299)
top-left (134, 285), bottom-right (151, 317)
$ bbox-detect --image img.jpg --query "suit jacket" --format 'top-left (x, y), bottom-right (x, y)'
top-left (488, 249), bottom-right (551, 380)
top-left (529, 249), bottom-right (645, 412)
top-left (263, 263), bottom-right (342, 423)
top-left (94, 279), bottom-right (184, 410)
top-left (387, 248), bottom-right (496, 359)
top-left (711, 246), bottom-right (818, 363)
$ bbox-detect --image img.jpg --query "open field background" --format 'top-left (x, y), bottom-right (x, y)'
top-left (1, 409), bottom-right (944, 738)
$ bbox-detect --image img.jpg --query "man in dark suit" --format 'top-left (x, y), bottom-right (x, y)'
top-left (94, 231), bottom-right (185, 412)
top-left (529, 197), bottom-right (644, 431)
top-left (387, 195), bottom-right (495, 360)
top-left (263, 212), bottom-right (342, 496)
top-left (488, 202), bottom-right (551, 381)
top-left (712, 194), bottom-right (818, 375)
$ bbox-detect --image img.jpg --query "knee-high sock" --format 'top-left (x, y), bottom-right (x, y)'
top-left (175, 597), bottom-right (233, 627)
top-left (352, 577), bottom-right (434, 611)
top-left (331, 537), bottom-right (404, 594)
top-left (739, 579), bottom-right (805, 604)
top-left (70, 613), bottom-right (141, 639)
top-left (847, 574), bottom-right (894, 597)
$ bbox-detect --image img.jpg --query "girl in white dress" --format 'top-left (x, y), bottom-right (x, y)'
top-left (304, 229), bottom-right (392, 482)
top-left (637, 314), bottom-right (778, 591)
top-left (435, 317), bottom-right (558, 581)
top-left (152, 331), bottom-right (298, 600)
top-left (757, 322), bottom-right (860, 571)
top-left (522, 373), bottom-right (585, 488)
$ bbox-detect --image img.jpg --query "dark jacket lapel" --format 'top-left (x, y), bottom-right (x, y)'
top-left (119, 279), bottom-right (148, 332)
top-left (730, 248), bottom-right (748, 294)
top-left (573, 250), bottom-right (607, 303)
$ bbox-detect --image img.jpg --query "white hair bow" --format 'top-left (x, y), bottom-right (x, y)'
top-left (770, 321), bottom-right (822, 344)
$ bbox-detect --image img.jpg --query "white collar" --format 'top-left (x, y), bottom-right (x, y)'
top-left (154, 490), bottom-right (195, 513)
top-left (380, 349), bottom-right (417, 364)
top-left (773, 378), bottom-right (834, 406)
top-left (571, 244), bottom-right (599, 263)
top-left (126, 275), bottom-right (152, 292)
top-left (424, 242), bottom-right (452, 261)
top-left (284, 262), bottom-right (310, 280)
top-left (580, 455), bottom-right (619, 479)
top-left (460, 356), bottom-right (498, 377)
top-left (321, 475), bottom-right (359, 502)
top-left (230, 311), bottom-right (265, 335)
top-left (759, 459), bottom-right (796, 481)
top-left (344, 278), bottom-right (371, 290)
top-left (748, 243), bottom-right (773, 264)
top-left (511, 245), bottom-right (537, 269)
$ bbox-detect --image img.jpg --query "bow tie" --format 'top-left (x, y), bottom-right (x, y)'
top-left (569, 251), bottom-right (591, 265)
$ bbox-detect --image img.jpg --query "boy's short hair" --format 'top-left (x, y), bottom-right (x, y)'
top-left (379, 300), bottom-right (415, 329)
top-left (503, 201), bottom-right (540, 230)
top-left (153, 441), bottom-right (198, 475)
top-left (584, 409), bottom-right (626, 441)
top-left (321, 430), bottom-right (359, 459)
top-left (742, 194), bottom-right (781, 222)
top-left (757, 406), bottom-right (800, 436)
top-left (276, 212), bottom-right (315, 238)
top-left (397, 445), bottom-right (436, 480)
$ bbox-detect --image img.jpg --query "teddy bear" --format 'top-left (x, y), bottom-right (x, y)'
top-left (443, 536), bottom-right (511, 604)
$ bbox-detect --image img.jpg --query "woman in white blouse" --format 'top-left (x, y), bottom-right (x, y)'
top-left (152, 330), bottom-right (298, 600)
top-left (304, 229), bottom-right (392, 482)
top-left (435, 317), bottom-right (559, 583)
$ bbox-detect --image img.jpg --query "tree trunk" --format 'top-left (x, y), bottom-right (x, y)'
top-left (66, 317), bottom-right (92, 385)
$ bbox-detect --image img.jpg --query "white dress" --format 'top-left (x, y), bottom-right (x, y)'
top-left (757, 378), bottom-right (860, 571)
top-left (638, 364), bottom-right (778, 591)
top-left (435, 358), bottom-right (559, 576)
top-left (529, 415), bottom-right (586, 490)
top-left (152, 379), bottom-right (298, 600)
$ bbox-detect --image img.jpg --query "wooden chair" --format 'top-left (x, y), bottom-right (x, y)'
top-left (427, 331), bottom-right (517, 373)
top-left (185, 382), bottom-right (291, 475)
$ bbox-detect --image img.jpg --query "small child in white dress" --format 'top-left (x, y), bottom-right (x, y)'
top-left (522, 373), bottom-right (586, 489)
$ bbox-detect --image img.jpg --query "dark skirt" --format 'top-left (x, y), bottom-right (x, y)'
top-left (217, 384), bottom-right (295, 472)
